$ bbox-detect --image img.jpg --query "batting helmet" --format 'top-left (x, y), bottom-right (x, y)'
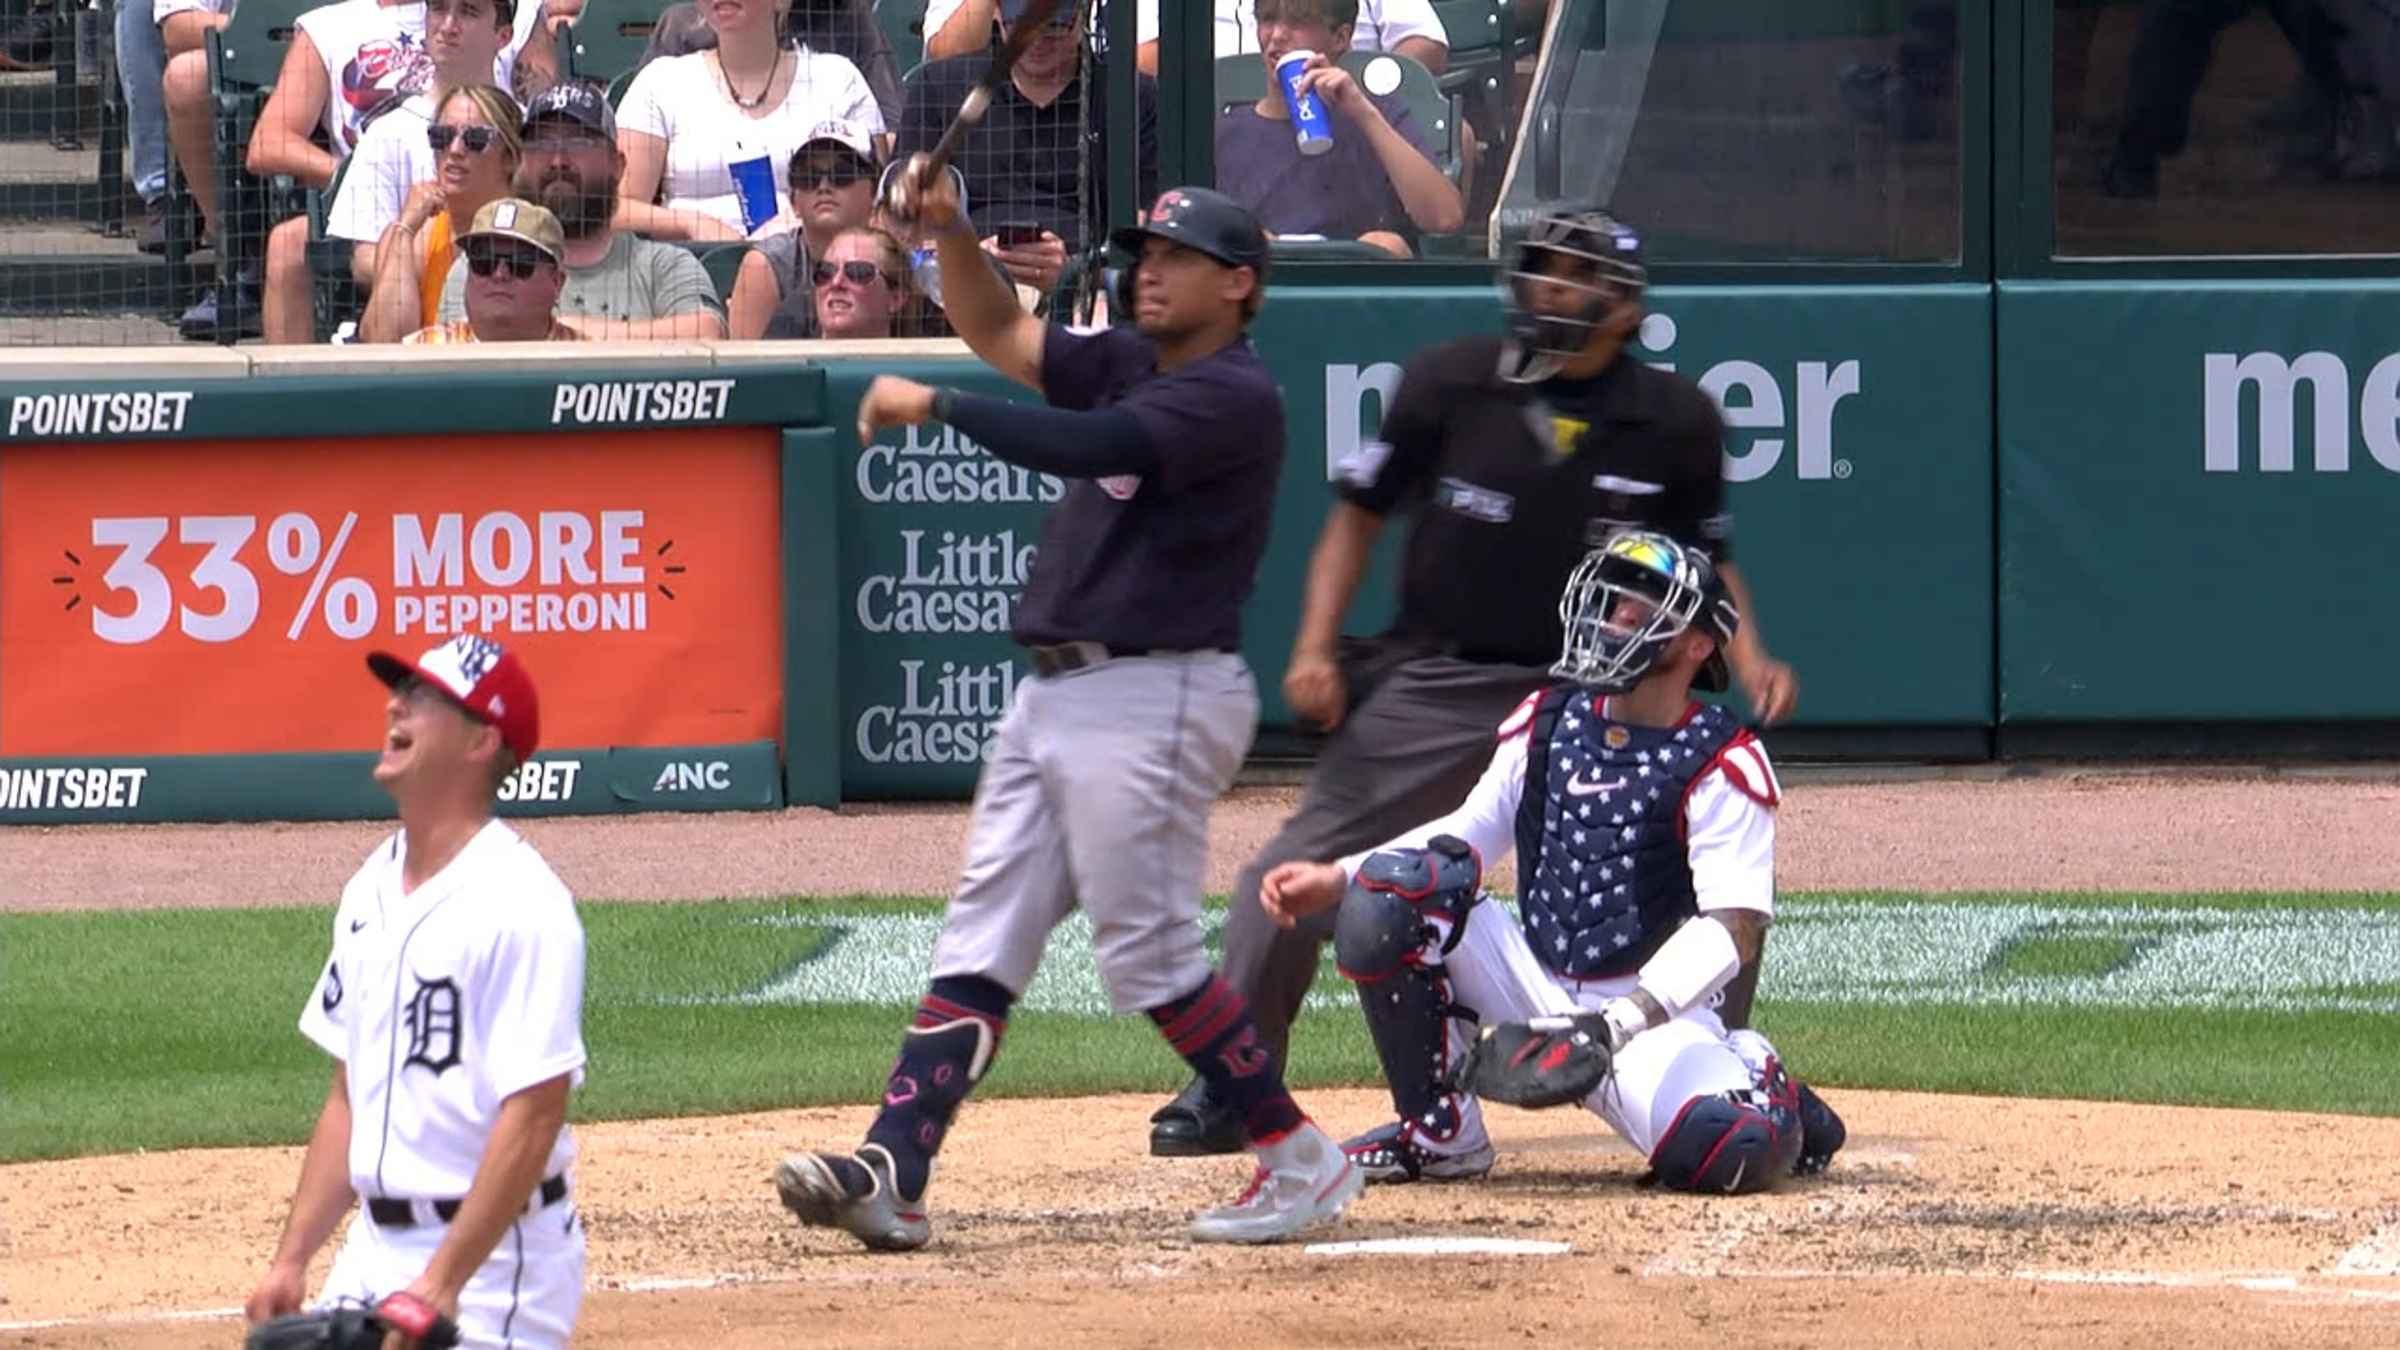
top-left (1499, 203), bottom-right (1646, 384)
top-left (1553, 530), bottom-right (1737, 694)
top-left (1108, 186), bottom-right (1270, 316)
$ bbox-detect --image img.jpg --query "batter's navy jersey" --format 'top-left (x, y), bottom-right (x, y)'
top-left (1011, 324), bottom-right (1286, 651)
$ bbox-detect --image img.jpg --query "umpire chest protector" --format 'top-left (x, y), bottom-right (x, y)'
top-left (1512, 687), bottom-right (1743, 978)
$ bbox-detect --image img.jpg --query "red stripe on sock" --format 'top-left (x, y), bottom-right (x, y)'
top-left (1156, 979), bottom-right (1232, 1045)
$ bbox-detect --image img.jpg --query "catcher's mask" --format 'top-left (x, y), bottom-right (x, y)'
top-left (1552, 530), bottom-right (1737, 693)
top-left (1499, 205), bottom-right (1645, 384)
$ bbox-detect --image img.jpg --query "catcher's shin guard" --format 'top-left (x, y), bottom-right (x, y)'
top-left (1647, 1081), bottom-right (1805, 1194)
top-left (1335, 836), bottom-right (1485, 1148)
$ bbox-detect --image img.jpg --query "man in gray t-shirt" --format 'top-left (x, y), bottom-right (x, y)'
top-left (446, 82), bottom-right (727, 339)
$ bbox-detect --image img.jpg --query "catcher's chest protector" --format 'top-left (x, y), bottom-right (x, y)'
top-left (1512, 688), bottom-right (1742, 978)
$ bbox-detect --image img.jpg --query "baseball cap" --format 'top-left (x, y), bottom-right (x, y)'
top-left (798, 118), bottom-right (879, 166)
top-left (523, 80), bottom-right (615, 139)
top-left (368, 635), bottom-right (542, 763)
top-left (1111, 186), bottom-right (1269, 273)
top-left (461, 198), bottom-right (565, 264)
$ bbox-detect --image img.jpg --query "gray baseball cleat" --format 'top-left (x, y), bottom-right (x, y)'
top-left (774, 1144), bottom-right (930, 1252)
top-left (1341, 1120), bottom-right (1497, 1185)
top-left (1189, 1121), bottom-right (1364, 1244)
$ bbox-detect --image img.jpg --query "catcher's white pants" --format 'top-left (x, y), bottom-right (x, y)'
top-left (317, 1196), bottom-right (585, 1349)
top-left (930, 651), bottom-right (1258, 1014)
top-left (1442, 905), bottom-right (1768, 1159)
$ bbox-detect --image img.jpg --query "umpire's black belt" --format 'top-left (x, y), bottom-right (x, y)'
top-left (367, 1173), bottom-right (568, 1228)
top-left (1025, 642), bottom-right (1235, 679)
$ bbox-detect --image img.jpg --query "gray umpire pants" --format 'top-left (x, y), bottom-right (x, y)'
top-left (1223, 654), bottom-right (1554, 1067)
top-left (930, 651), bottom-right (1258, 1015)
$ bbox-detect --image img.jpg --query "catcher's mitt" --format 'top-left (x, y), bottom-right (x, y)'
top-left (246, 1295), bottom-right (459, 1350)
top-left (1451, 1013), bottom-right (1614, 1109)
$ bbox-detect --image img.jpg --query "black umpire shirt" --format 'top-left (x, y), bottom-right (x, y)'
top-left (1012, 325), bottom-right (1286, 651)
top-left (896, 54), bottom-right (1160, 249)
top-left (1338, 334), bottom-right (1733, 666)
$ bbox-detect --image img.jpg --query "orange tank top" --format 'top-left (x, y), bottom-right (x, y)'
top-left (420, 212), bottom-right (458, 328)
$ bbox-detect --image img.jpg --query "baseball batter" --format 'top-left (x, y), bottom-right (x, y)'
top-left (244, 635), bottom-right (587, 1348)
top-left (1258, 532), bottom-right (1844, 1191)
top-left (775, 173), bottom-right (1361, 1248)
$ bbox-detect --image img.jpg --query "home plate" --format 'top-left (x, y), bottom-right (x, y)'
top-left (1305, 1237), bottom-right (1573, 1258)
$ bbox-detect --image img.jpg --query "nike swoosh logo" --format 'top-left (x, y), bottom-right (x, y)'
top-left (1563, 774), bottom-right (1627, 797)
top-left (1725, 1160), bottom-right (1747, 1191)
top-left (350, 919), bottom-right (367, 933)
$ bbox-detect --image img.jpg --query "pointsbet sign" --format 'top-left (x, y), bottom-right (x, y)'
top-left (0, 428), bottom-right (783, 759)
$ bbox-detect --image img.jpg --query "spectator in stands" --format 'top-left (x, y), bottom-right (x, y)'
top-left (405, 197), bottom-right (580, 341)
top-left (919, 0), bottom-right (1449, 77)
top-left (157, 0), bottom-right (234, 305)
top-left (612, 0), bottom-right (905, 130)
top-left (728, 120), bottom-right (880, 338)
top-left (615, 0), bottom-right (884, 240)
top-left (179, 0), bottom-right (541, 339)
top-left (810, 225), bottom-right (913, 338)
top-left (353, 85), bottom-right (527, 343)
top-left (898, 0), bottom-right (1155, 302)
top-left (1215, 0), bottom-right (1461, 257)
top-left (417, 82), bottom-right (728, 339)
top-left (262, 0), bottom-right (522, 344)
top-left (112, 0), bottom-right (183, 252)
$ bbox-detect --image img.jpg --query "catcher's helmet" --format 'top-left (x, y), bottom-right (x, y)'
top-left (1109, 186), bottom-right (1270, 314)
top-left (1553, 530), bottom-right (1737, 693)
top-left (1499, 204), bottom-right (1646, 383)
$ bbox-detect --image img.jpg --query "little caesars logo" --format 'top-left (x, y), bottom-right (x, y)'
top-left (856, 660), bottom-right (1017, 765)
top-left (1324, 313), bottom-right (1864, 485)
top-left (856, 529), bottom-right (1036, 634)
top-left (2203, 350), bottom-right (2400, 472)
top-left (857, 422), bottom-right (1069, 504)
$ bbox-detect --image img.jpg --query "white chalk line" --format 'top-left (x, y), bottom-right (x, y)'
top-left (2332, 1217), bottom-right (2400, 1276)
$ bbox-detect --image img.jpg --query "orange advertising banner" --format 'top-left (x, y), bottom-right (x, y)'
top-left (0, 428), bottom-right (782, 756)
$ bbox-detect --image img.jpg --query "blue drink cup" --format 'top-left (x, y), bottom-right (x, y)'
top-left (1274, 49), bottom-right (1335, 157)
top-left (729, 149), bottom-right (778, 234)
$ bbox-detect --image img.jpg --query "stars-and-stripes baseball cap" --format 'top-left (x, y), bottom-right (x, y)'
top-left (367, 635), bottom-right (541, 763)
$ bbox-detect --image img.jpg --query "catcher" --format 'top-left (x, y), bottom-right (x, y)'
top-left (245, 635), bottom-right (587, 1349)
top-left (1258, 530), bottom-right (1845, 1192)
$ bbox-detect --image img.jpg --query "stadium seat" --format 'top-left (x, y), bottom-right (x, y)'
top-left (876, 0), bottom-right (927, 76)
top-left (566, 0), bottom-right (660, 87)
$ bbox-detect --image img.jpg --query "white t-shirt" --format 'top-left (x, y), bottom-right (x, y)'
top-left (617, 48), bottom-right (885, 231)
top-left (324, 92), bottom-right (435, 243)
top-left (1337, 694), bottom-right (1780, 917)
top-left (298, 820), bottom-right (587, 1201)
top-left (920, 0), bottom-right (1450, 56)
top-left (153, 0), bottom-right (231, 25)
top-left (296, 0), bottom-right (537, 156)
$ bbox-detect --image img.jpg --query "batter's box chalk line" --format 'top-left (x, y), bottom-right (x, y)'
top-left (1304, 1236), bottom-right (1573, 1258)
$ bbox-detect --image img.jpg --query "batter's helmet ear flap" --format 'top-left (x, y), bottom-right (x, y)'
top-left (1109, 254), bottom-right (1139, 321)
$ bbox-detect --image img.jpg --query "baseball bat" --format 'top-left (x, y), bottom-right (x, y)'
top-left (885, 0), bottom-right (1071, 217)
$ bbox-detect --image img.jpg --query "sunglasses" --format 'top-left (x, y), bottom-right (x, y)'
top-left (427, 124), bottom-right (499, 155)
top-left (813, 259), bottom-right (895, 288)
top-left (465, 248), bottom-right (549, 279)
top-left (793, 162), bottom-right (868, 191)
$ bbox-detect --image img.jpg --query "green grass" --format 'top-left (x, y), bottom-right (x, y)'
top-left (3, 892), bottom-right (2395, 1163)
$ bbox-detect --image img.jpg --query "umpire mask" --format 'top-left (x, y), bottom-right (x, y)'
top-left (1553, 530), bottom-right (1737, 693)
top-left (1498, 206), bottom-right (1646, 384)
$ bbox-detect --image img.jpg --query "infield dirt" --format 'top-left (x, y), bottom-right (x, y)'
top-left (4, 770), bottom-right (2398, 1347)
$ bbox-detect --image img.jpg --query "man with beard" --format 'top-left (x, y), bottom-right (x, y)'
top-left (421, 82), bottom-right (726, 340)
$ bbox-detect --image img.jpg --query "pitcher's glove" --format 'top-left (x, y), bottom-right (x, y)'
top-left (245, 1294), bottom-right (460, 1350)
top-left (1451, 1013), bottom-right (1615, 1109)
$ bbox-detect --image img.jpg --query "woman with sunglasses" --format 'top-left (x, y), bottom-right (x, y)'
top-left (810, 226), bottom-right (912, 339)
top-left (616, 0), bottom-right (884, 242)
top-left (360, 85), bottom-right (527, 344)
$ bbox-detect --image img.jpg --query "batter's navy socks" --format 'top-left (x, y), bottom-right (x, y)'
top-left (864, 975), bottom-right (1014, 1201)
top-left (1148, 975), bottom-right (1306, 1143)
